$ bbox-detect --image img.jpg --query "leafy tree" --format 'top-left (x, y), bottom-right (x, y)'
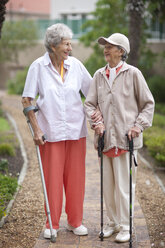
top-left (128, 0), bottom-right (165, 67)
top-left (80, 0), bottom-right (128, 75)
top-left (147, 0), bottom-right (165, 22)
top-left (127, 0), bottom-right (145, 66)
top-left (0, 20), bottom-right (38, 63)
top-left (80, 0), bottom-right (165, 75)
top-left (0, 0), bottom-right (9, 38)
top-left (7, 66), bottom-right (29, 95)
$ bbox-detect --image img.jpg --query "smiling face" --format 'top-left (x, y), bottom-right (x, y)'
top-left (52, 39), bottom-right (72, 61)
top-left (104, 42), bottom-right (123, 67)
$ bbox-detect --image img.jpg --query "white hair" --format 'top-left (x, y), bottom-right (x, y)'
top-left (117, 46), bottom-right (128, 61)
top-left (44, 23), bottom-right (73, 53)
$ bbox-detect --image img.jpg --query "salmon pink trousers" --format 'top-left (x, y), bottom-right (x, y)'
top-left (39, 137), bottom-right (86, 230)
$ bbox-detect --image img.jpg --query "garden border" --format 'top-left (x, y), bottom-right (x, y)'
top-left (0, 112), bottom-right (28, 227)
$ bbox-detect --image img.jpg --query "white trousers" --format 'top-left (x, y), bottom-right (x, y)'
top-left (103, 151), bottom-right (137, 231)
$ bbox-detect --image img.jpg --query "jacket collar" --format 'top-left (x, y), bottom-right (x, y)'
top-left (100, 62), bottom-right (131, 75)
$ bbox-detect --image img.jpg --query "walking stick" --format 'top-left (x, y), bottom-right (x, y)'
top-left (98, 131), bottom-right (105, 241)
top-left (23, 107), bottom-right (56, 243)
top-left (126, 134), bottom-right (137, 248)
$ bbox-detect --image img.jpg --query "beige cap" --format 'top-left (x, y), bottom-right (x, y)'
top-left (98, 33), bottom-right (130, 54)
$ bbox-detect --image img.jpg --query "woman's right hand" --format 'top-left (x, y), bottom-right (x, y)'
top-left (33, 129), bottom-right (46, 146)
top-left (94, 123), bottom-right (105, 136)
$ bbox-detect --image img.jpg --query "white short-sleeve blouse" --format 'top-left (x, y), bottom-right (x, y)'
top-left (22, 52), bottom-right (92, 142)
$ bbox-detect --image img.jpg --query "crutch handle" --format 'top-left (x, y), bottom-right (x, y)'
top-left (24, 107), bottom-right (47, 144)
top-left (42, 135), bottom-right (47, 142)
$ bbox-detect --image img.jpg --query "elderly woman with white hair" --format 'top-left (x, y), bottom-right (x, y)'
top-left (85, 33), bottom-right (154, 243)
top-left (22, 23), bottom-right (101, 239)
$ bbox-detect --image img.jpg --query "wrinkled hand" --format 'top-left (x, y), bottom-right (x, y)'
top-left (33, 129), bottom-right (46, 146)
top-left (128, 126), bottom-right (141, 141)
top-left (91, 109), bottom-right (103, 124)
top-left (94, 123), bottom-right (105, 137)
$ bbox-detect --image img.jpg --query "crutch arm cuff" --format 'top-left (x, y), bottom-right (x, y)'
top-left (23, 105), bottom-right (38, 116)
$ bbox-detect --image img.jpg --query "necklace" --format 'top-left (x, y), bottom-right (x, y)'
top-left (60, 61), bottom-right (64, 81)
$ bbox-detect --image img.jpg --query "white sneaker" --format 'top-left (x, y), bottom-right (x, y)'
top-left (67, 224), bottom-right (88, 236)
top-left (44, 228), bottom-right (58, 239)
top-left (115, 230), bottom-right (130, 242)
top-left (101, 224), bottom-right (120, 238)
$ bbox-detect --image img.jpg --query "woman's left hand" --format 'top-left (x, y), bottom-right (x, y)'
top-left (128, 126), bottom-right (141, 140)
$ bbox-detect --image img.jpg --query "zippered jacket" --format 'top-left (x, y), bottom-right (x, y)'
top-left (84, 62), bottom-right (155, 151)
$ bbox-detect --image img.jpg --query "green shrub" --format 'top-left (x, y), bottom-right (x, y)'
top-left (145, 135), bottom-right (165, 164)
top-left (147, 75), bottom-right (165, 103)
top-left (0, 20), bottom-right (38, 63)
top-left (0, 101), bottom-right (4, 117)
top-left (84, 50), bottom-right (106, 76)
top-left (0, 174), bottom-right (18, 219)
top-left (0, 159), bottom-right (8, 173)
top-left (152, 113), bottom-right (165, 128)
top-left (0, 194), bottom-right (6, 218)
top-left (0, 133), bottom-right (16, 144)
top-left (155, 103), bottom-right (165, 115)
top-left (143, 113), bottom-right (165, 167)
top-left (0, 109), bottom-right (3, 117)
top-left (0, 143), bottom-right (15, 156)
top-left (7, 66), bottom-right (29, 95)
top-left (0, 117), bottom-right (10, 132)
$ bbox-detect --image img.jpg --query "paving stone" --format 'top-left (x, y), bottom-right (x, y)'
top-left (33, 239), bottom-right (49, 248)
top-left (137, 240), bottom-right (151, 248)
top-left (136, 225), bottom-right (150, 241)
top-left (134, 218), bottom-right (147, 226)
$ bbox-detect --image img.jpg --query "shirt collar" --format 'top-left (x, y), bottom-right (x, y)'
top-left (43, 52), bottom-right (71, 69)
top-left (107, 60), bottom-right (123, 70)
top-left (43, 52), bottom-right (51, 66)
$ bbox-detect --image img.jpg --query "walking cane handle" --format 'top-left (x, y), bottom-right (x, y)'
top-left (126, 134), bottom-right (133, 153)
top-left (98, 131), bottom-right (105, 157)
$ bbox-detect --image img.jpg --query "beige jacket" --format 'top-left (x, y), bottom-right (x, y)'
top-left (84, 62), bottom-right (155, 151)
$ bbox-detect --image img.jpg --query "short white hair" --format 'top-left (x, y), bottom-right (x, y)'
top-left (44, 23), bottom-right (73, 53)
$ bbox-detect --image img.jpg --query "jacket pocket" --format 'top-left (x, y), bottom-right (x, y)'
top-left (98, 85), bottom-right (105, 103)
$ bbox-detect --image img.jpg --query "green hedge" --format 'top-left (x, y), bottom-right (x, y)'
top-left (147, 75), bottom-right (165, 103)
top-left (143, 113), bottom-right (165, 167)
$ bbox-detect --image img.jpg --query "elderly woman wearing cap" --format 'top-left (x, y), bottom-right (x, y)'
top-left (84, 33), bottom-right (154, 243)
top-left (22, 23), bottom-right (102, 239)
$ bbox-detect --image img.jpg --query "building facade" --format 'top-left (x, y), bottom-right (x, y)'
top-left (6, 0), bottom-right (50, 20)
top-left (50, 0), bottom-right (97, 19)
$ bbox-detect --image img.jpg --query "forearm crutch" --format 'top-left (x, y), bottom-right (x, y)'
top-left (126, 134), bottom-right (138, 248)
top-left (98, 131), bottom-right (105, 241)
top-left (23, 106), bottom-right (56, 243)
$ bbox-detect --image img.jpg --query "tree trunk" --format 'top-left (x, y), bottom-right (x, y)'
top-left (0, 0), bottom-right (9, 38)
top-left (128, 0), bottom-right (144, 66)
